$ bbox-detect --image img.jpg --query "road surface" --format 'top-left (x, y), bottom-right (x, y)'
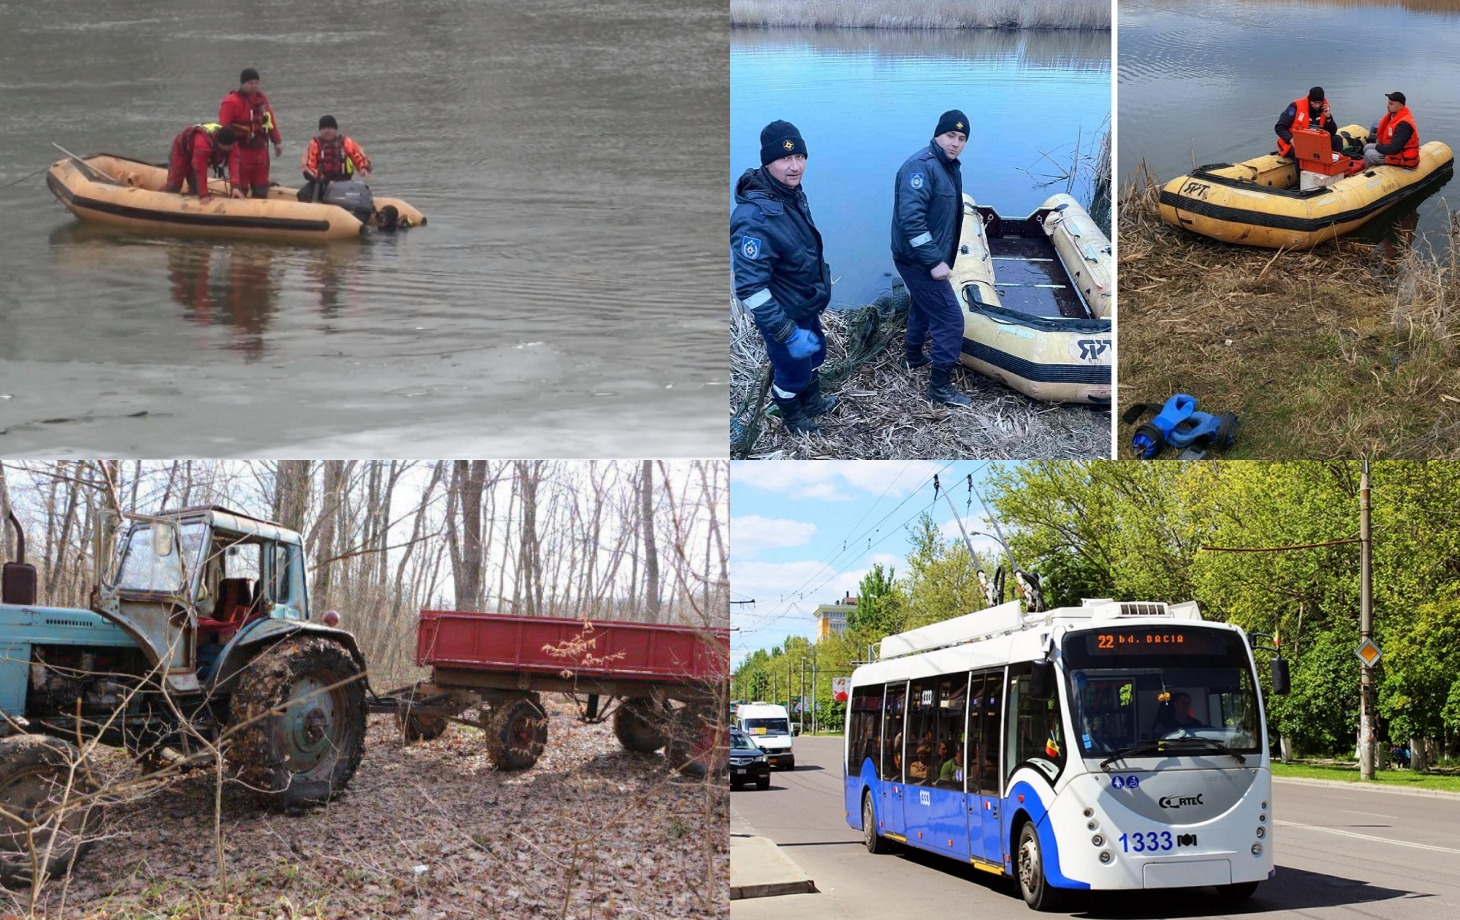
top-left (731, 735), bottom-right (1460, 919)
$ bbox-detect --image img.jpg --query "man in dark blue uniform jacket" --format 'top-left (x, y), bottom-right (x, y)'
top-left (731, 120), bottom-right (836, 436)
top-left (892, 110), bottom-right (972, 406)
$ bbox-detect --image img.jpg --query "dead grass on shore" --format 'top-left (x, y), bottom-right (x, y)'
top-left (731, 297), bottom-right (1110, 460)
top-left (1118, 167), bottom-right (1460, 458)
top-left (730, 0), bottom-right (1110, 30)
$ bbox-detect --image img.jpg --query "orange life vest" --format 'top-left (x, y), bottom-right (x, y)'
top-left (1376, 106), bottom-right (1420, 168)
top-left (1277, 96), bottom-right (1323, 157)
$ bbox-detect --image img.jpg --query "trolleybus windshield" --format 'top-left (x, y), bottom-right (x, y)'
top-left (1062, 625), bottom-right (1260, 759)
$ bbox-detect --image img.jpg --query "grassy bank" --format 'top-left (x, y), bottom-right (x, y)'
top-left (1116, 172), bottom-right (1460, 458)
top-left (1274, 761), bottom-right (1460, 793)
top-left (731, 0), bottom-right (1110, 30)
top-left (730, 292), bottom-right (1110, 460)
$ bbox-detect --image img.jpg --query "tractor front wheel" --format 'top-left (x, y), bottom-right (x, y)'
top-left (0, 735), bottom-right (98, 882)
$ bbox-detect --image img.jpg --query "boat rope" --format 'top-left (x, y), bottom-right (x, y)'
top-left (1, 163), bottom-right (52, 190)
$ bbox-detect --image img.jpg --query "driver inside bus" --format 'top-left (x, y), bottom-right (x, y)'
top-left (1154, 691), bottom-right (1203, 735)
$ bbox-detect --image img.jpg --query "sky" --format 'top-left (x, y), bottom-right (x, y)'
top-left (731, 461), bottom-right (1027, 669)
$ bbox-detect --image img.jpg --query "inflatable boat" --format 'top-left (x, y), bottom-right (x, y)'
top-left (951, 193), bottom-right (1112, 405)
top-left (1158, 124), bottom-right (1453, 249)
top-left (46, 153), bottom-right (426, 243)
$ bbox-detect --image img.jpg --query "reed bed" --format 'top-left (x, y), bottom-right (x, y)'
top-left (1117, 165), bottom-right (1460, 458)
top-left (731, 300), bottom-right (1110, 460)
top-left (730, 0), bottom-right (1110, 30)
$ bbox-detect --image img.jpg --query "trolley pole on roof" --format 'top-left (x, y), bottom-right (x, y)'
top-left (1359, 460), bottom-right (1376, 781)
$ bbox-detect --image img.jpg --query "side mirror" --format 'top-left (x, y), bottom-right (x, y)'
top-left (1270, 658), bottom-right (1291, 695)
top-left (1030, 661), bottom-right (1055, 701)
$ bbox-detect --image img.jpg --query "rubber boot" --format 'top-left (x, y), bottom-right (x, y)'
top-left (928, 365), bottom-right (972, 407)
top-left (800, 373), bottom-right (839, 417)
top-left (771, 393), bottom-right (821, 435)
top-left (902, 342), bottom-right (931, 370)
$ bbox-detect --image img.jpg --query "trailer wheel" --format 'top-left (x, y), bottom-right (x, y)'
top-left (395, 693), bottom-right (449, 743)
top-left (483, 695), bottom-right (548, 771)
top-left (613, 699), bottom-right (666, 753)
top-left (0, 735), bottom-right (98, 882)
top-left (227, 637), bottom-right (367, 808)
top-left (665, 707), bottom-right (725, 777)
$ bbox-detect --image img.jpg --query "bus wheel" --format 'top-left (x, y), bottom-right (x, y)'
top-left (1016, 821), bottom-right (1066, 912)
top-left (862, 793), bottom-right (890, 855)
top-left (1215, 881), bottom-right (1259, 901)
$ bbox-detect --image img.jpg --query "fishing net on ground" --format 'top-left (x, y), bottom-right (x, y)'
top-left (730, 284), bottom-right (910, 459)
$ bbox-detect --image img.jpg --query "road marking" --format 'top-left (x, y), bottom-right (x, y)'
top-left (1277, 820), bottom-right (1460, 855)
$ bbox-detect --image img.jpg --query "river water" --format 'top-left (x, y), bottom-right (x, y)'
top-left (731, 28), bottom-right (1111, 306)
top-left (1120, 0), bottom-right (1460, 249)
top-left (0, 0), bottom-right (726, 457)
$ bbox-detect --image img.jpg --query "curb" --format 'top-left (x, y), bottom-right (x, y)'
top-left (1275, 774), bottom-right (1460, 799)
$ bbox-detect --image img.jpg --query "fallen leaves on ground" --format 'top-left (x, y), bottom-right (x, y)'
top-left (6, 700), bottom-right (727, 919)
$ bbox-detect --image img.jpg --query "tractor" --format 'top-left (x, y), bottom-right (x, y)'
top-left (0, 506), bottom-right (367, 880)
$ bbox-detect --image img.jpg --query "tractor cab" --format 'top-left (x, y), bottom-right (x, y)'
top-left (91, 506), bottom-right (309, 692)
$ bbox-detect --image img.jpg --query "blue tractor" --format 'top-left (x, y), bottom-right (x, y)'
top-left (0, 506), bottom-right (368, 880)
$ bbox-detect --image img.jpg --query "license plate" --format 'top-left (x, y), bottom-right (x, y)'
top-left (734, 768), bottom-right (747, 775)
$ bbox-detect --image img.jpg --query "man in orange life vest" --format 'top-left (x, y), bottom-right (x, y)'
top-left (298, 115), bottom-right (372, 203)
top-left (1275, 86), bottom-right (1342, 157)
top-left (163, 124), bottom-right (245, 200)
top-left (218, 67), bottom-right (283, 199)
top-left (1364, 91), bottom-right (1420, 168)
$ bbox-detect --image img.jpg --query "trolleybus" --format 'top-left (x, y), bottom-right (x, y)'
top-left (844, 599), bottom-right (1288, 910)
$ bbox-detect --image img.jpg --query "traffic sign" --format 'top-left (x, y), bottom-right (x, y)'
top-left (1355, 638), bottom-right (1382, 667)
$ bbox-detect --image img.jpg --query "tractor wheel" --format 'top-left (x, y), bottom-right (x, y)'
top-left (483, 694), bottom-right (548, 771)
top-left (226, 637), bottom-right (367, 808)
top-left (613, 699), bottom-right (667, 753)
top-left (664, 707), bottom-right (726, 777)
top-left (395, 691), bottom-right (449, 743)
top-left (0, 735), bottom-right (98, 882)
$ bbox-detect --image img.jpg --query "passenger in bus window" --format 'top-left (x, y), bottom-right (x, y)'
top-left (909, 745), bottom-right (932, 783)
top-left (938, 743), bottom-right (963, 786)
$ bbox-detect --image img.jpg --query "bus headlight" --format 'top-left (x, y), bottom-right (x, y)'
top-left (1251, 843), bottom-right (1263, 856)
top-left (1256, 826), bottom-right (1266, 839)
top-left (1092, 834), bottom-right (1104, 847)
top-left (1099, 851), bottom-right (1113, 864)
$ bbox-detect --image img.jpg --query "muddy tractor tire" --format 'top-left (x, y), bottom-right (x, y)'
top-left (226, 637), bottom-right (367, 808)
top-left (664, 707), bottom-right (726, 777)
top-left (0, 734), bottom-right (99, 883)
top-left (614, 698), bottom-right (667, 754)
top-left (482, 694), bottom-right (549, 771)
top-left (396, 692), bottom-right (449, 744)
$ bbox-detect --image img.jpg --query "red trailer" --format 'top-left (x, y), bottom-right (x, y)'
top-left (384, 610), bottom-right (728, 774)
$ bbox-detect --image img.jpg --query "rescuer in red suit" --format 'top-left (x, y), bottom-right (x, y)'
top-left (164, 124), bottom-right (244, 200)
top-left (218, 67), bottom-right (283, 198)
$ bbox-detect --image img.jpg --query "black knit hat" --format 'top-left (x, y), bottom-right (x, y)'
top-left (760, 120), bottom-right (807, 166)
top-left (935, 109), bottom-right (970, 138)
top-left (1308, 87), bottom-right (1325, 103)
top-left (240, 67), bottom-right (260, 84)
top-left (319, 115), bottom-right (338, 130)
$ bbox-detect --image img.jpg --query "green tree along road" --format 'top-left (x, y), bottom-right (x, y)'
top-left (732, 462), bottom-right (1460, 766)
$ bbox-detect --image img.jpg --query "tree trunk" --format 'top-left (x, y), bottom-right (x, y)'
top-left (641, 460), bottom-right (660, 619)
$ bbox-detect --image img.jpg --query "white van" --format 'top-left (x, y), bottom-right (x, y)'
top-left (736, 702), bottom-right (794, 769)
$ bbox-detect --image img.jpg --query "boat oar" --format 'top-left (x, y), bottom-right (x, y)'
top-left (51, 142), bottom-right (115, 185)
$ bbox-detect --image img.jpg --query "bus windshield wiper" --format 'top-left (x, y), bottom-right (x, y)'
top-left (1160, 736), bottom-right (1247, 764)
top-left (1100, 742), bottom-right (1166, 769)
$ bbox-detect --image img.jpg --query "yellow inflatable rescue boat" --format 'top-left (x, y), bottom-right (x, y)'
top-left (1158, 125), bottom-right (1453, 249)
top-left (951, 193), bottom-right (1111, 405)
top-left (46, 153), bottom-right (426, 243)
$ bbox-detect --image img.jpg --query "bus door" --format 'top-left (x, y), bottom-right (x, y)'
top-left (904, 673), bottom-right (969, 859)
top-left (966, 669), bottom-right (1005, 865)
top-left (881, 681), bottom-right (908, 838)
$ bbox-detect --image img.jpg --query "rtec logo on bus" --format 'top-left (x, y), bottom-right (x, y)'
top-left (1158, 794), bottom-right (1204, 809)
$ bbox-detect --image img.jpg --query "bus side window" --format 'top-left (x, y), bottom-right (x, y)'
top-left (883, 682), bottom-right (907, 782)
top-left (849, 684), bottom-right (884, 776)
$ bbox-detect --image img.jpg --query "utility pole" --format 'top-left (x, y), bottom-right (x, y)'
top-left (800, 657), bottom-right (806, 733)
top-left (1359, 460), bottom-right (1375, 780)
top-left (811, 648), bottom-right (819, 735)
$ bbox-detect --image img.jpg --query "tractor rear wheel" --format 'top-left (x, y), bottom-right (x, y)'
top-left (0, 735), bottom-right (98, 882)
top-left (613, 698), bottom-right (667, 753)
top-left (226, 637), bottom-right (367, 808)
top-left (483, 694), bottom-right (548, 771)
